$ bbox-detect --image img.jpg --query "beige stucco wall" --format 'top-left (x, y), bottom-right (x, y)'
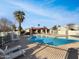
top-left (58, 30), bottom-right (79, 35)
top-left (25, 29), bottom-right (30, 32)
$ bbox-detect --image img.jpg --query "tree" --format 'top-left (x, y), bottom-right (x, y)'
top-left (0, 18), bottom-right (13, 32)
top-left (67, 23), bottom-right (75, 30)
top-left (52, 25), bottom-right (58, 30)
top-left (65, 26), bottom-right (69, 39)
top-left (52, 25), bottom-right (58, 38)
top-left (38, 24), bottom-right (40, 27)
top-left (14, 11), bottom-right (25, 35)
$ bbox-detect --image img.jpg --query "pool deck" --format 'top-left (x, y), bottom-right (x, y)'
top-left (58, 42), bottom-right (79, 50)
top-left (18, 42), bottom-right (79, 59)
top-left (1, 35), bottom-right (79, 59)
top-left (22, 43), bottom-right (67, 59)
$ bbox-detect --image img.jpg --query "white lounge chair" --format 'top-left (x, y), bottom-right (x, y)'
top-left (0, 45), bottom-right (26, 59)
top-left (10, 31), bottom-right (20, 41)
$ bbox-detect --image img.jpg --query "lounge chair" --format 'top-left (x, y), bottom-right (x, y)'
top-left (0, 45), bottom-right (26, 59)
top-left (65, 48), bottom-right (78, 59)
top-left (10, 31), bottom-right (20, 41)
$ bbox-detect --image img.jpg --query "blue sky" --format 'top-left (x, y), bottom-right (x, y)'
top-left (0, 0), bottom-right (79, 29)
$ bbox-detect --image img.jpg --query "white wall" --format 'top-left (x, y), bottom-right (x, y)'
top-left (0, 32), bottom-right (8, 36)
top-left (58, 30), bottom-right (79, 35)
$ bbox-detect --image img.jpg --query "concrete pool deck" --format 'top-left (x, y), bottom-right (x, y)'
top-left (58, 42), bottom-right (79, 50)
top-left (24, 43), bottom-right (67, 59)
top-left (18, 42), bottom-right (79, 59)
top-left (1, 35), bottom-right (79, 59)
top-left (17, 35), bottom-right (79, 59)
top-left (22, 34), bottom-right (79, 59)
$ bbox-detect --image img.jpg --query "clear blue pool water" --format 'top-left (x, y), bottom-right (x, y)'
top-left (29, 36), bottom-right (79, 46)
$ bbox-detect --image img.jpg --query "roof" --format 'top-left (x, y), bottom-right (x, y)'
top-left (31, 27), bottom-right (48, 30)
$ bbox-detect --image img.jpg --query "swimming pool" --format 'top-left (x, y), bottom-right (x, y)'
top-left (29, 36), bottom-right (79, 46)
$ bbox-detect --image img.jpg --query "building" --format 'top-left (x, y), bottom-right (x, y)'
top-left (30, 27), bottom-right (49, 34)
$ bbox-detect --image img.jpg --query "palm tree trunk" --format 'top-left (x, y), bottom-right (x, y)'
top-left (19, 22), bottom-right (21, 35)
top-left (55, 30), bottom-right (58, 39)
top-left (66, 29), bottom-right (68, 39)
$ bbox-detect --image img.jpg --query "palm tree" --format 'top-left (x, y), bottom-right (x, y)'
top-left (38, 24), bottom-right (40, 27)
top-left (65, 26), bottom-right (69, 39)
top-left (52, 25), bottom-right (58, 38)
top-left (67, 23), bottom-right (75, 30)
top-left (14, 11), bottom-right (25, 35)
